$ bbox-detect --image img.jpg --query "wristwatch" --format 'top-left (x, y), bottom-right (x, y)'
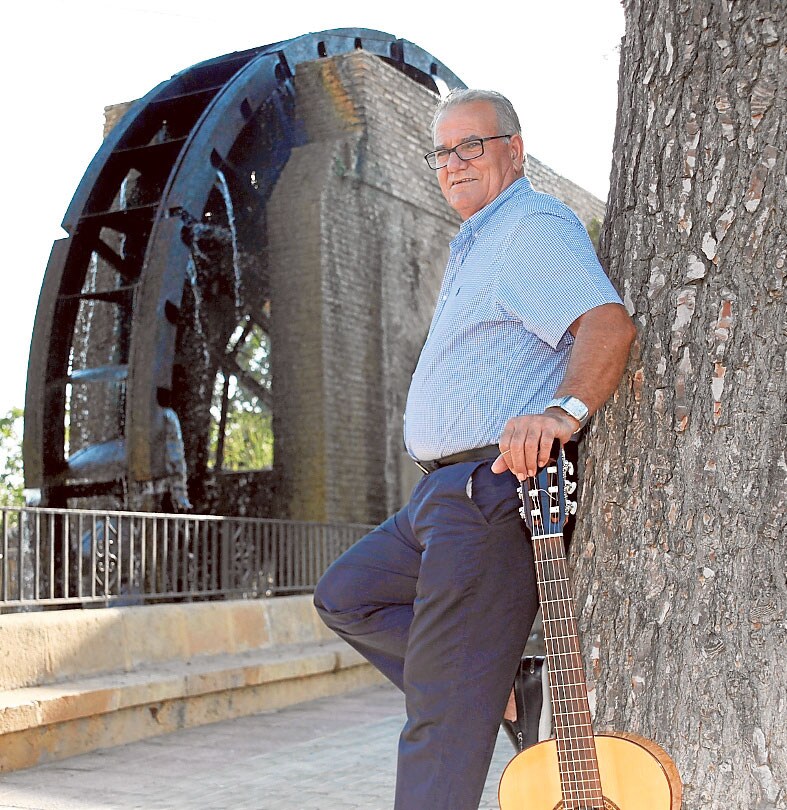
top-left (545, 395), bottom-right (590, 430)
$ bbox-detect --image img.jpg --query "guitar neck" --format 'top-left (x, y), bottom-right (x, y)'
top-left (533, 530), bottom-right (604, 807)
top-left (512, 456), bottom-right (682, 810)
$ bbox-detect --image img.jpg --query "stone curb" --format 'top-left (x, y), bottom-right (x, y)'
top-left (0, 596), bottom-right (381, 772)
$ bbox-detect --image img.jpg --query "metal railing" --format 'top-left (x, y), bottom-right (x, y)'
top-left (0, 507), bottom-right (372, 611)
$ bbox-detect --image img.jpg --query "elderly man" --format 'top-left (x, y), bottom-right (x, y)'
top-left (314, 89), bottom-right (635, 809)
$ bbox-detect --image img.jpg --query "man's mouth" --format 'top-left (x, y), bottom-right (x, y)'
top-left (451, 178), bottom-right (474, 188)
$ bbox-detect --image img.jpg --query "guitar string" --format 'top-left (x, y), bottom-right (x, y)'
top-left (539, 536), bottom-right (589, 760)
top-left (539, 547), bottom-right (602, 804)
top-left (528, 467), bottom-right (604, 806)
top-left (534, 554), bottom-right (594, 723)
top-left (529, 475), bottom-right (603, 806)
top-left (534, 603), bottom-right (601, 795)
top-left (533, 525), bottom-right (603, 804)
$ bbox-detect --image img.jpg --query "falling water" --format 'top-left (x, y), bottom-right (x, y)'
top-left (79, 251), bottom-right (99, 369)
top-left (185, 254), bottom-right (211, 373)
top-left (214, 169), bottom-right (243, 313)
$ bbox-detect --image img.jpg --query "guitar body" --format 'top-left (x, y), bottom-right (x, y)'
top-left (498, 731), bottom-right (682, 809)
top-left (502, 447), bottom-right (683, 809)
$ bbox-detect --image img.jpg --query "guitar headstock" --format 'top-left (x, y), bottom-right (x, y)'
top-left (517, 441), bottom-right (577, 539)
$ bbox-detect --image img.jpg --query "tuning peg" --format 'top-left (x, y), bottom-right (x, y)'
top-left (566, 500), bottom-right (578, 515)
top-left (565, 461), bottom-right (575, 476)
top-left (565, 480), bottom-right (577, 495)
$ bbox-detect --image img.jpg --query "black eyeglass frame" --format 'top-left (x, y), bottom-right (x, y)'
top-left (424, 134), bottom-right (514, 170)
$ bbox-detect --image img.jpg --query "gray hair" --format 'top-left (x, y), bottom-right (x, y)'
top-left (430, 88), bottom-right (522, 140)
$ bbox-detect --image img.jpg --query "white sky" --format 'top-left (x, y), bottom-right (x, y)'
top-left (0, 0), bottom-right (624, 416)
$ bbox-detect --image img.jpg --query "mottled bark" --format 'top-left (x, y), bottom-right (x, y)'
top-left (574, 1), bottom-right (786, 808)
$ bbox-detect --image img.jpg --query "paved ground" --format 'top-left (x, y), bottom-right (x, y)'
top-left (0, 683), bottom-right (517, 810)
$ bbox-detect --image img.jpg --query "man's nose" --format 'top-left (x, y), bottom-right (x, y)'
top-left (445, 150), bottom-right (468, 170)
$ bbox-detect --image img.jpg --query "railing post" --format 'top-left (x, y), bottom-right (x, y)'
top-left (0, 507), bottom-right (370, 610)
top-left (220, 520), bottom-right (231, 593)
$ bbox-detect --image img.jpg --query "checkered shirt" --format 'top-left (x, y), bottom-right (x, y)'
top-left (404, 176), bottom-right (622, 461)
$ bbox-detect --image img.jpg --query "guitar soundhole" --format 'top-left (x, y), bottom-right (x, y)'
top-left (552, 800), bottom-right (621, 810)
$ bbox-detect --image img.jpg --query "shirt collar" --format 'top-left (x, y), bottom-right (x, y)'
top-left (453, 176), bottom-right (533, 244)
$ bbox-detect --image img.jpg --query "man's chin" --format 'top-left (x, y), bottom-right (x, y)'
top-left (448, 190), bottom-right (481, 218)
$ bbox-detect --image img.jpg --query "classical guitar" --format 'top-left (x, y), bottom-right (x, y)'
top-left (498, 445), bottom-right (682, 810)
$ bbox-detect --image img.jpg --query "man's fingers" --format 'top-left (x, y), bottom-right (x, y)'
top-left (490, 453), bottom-right (510, 474)
top-left (523, 429), bottom-right (542, 476)
top-left (508, 427), bottom-right (528, 476)
top-left (491, 452), bottom-right (524, 480)
top-left (536, 428), bottom-right (558, 471)
top-left (497, 414), bottom-right (569, 477)
top-left (496, 411), bottom-right (581, 478)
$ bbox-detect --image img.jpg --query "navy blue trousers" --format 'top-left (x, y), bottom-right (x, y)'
top-left (314, 459), bottom-right (539, 809)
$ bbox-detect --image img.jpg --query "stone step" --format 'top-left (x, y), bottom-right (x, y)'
top-left (0, 596), bottom-right (381, 772)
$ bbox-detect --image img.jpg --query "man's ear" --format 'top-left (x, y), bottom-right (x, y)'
top-left (510, 133), bottom-right (525, 172)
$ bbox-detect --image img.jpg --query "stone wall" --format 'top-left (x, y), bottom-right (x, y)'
top-left (268, 51), bottom-right (456, 523)
top-left (527, 155), bottom-right (606, 228)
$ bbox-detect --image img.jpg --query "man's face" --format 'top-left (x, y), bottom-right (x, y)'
top-left (432, 100), bottom-right (524, 221)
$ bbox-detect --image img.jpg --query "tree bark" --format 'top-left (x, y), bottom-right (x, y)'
top-left (574, 1), bottom-right (786, 808)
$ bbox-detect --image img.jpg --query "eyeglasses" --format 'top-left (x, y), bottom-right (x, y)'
top-left (424, 135), bottom-right (513, 170)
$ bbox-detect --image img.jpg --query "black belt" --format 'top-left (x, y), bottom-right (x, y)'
top-left (414, 444), bottom-right (501, 475)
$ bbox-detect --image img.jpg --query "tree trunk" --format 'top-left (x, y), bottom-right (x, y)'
top-left (574, 1), bottom-right (786, 808)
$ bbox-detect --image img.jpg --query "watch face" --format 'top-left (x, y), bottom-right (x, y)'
top-left (550, 396), bottom-right (588, 425)
top-left (546, 396), bottom-right (589, 427)
top-left (564, 397), bottom-right (588, 421)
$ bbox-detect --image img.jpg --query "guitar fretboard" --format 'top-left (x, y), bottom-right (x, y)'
top-left (532, 527), bottom-right (605, 810)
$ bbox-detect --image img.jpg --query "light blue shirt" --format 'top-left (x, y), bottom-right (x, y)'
top-left (404, 176), bottom-right (622, 461)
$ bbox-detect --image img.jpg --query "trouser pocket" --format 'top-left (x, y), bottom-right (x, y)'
top-left (466, 461), bottom-right (521, 525)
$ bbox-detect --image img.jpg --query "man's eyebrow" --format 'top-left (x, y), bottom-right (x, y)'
top-left (432, 134), bottom-right (484, 150)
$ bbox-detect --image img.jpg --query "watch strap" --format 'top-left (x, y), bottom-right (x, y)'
top-left (545, 396), bottom-right (589, 429)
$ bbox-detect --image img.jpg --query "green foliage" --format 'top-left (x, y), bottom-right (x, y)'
top-left (221, 407), bottom-right (273, 470)
top-left (209, 319), bottom-right (273, 471)
top-left (0, 407), bottom-right (24, 506)
top-left (587, 216), bottom-right (602, 250)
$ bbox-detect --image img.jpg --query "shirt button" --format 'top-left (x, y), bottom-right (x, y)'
top-left (442, 295), bottom-right (448, 301)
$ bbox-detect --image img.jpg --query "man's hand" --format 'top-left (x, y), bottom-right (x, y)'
top-left (491, 303), bottom-right (636, 479)
top-left (491, 409), bottom-right (579, 479)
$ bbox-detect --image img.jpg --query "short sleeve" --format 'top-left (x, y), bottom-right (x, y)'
top-left (496, 210), bottom-right (623, 349)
